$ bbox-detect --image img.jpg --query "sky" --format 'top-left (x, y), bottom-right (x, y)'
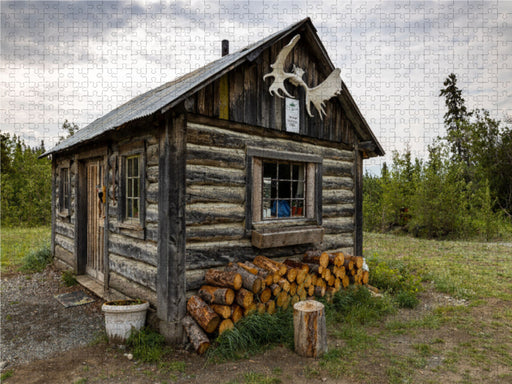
top-left (1, 0), bottom-right (511, 173)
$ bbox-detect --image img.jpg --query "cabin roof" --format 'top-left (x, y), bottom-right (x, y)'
top-left (42, 18), bottom-right (384, 157)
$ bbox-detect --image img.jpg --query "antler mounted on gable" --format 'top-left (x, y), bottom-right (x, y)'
top-left (263, 34), bottom-right (342, 120)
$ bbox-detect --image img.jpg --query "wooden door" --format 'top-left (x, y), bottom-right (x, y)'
top-left (86, 160), bottom-right (104, 282)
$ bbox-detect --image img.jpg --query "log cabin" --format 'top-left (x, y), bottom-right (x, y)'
top-left (41, 18), bottom-right (384, 342)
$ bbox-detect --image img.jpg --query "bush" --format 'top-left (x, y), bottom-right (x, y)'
top-left (19, 241), bottom-right (52, 272)
top-left (366, 256), bottom-right (422, 308)
top-left (126, 327), bottom-right (169, 362)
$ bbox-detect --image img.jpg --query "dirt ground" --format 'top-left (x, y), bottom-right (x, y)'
top-left (2, 268), bottom-right (511, 384)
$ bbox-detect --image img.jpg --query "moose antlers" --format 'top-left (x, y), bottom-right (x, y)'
top-left (263, 34), bottom-right (342, 120)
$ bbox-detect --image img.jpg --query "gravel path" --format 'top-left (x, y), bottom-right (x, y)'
top-left (0, 268), bottom-right (104, 368)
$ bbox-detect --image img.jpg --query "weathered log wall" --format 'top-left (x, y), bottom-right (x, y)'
top-left (106, 133), bottom-right (159, 304)
top-left (185, 120), bottom-right (355, 289)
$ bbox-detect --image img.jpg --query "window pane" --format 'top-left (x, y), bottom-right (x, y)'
top-left (263, 161), bottom-right (277, 179)
top-left (279, 163), bottom-right (291, 179)
top-left (133, 157), bottom-right (139, 177)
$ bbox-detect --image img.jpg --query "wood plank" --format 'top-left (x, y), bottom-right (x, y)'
top-left (251, 227), bottom-right (324, 249)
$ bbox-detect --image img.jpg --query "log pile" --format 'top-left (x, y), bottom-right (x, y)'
top-left (183, 252), bottom-right (369, 354)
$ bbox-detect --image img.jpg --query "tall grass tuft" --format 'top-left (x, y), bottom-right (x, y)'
top-left (126, 327), bottom-right (169, 362)
top-left (323, 286), bottom-right (395, 325)
top-left (19, 241), bottom-right (52, 273)
top-left (207, 310), bottom-right (294, 362)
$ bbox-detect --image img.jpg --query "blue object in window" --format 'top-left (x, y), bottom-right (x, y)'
top-left (271, 200), bottom-right (290, 217)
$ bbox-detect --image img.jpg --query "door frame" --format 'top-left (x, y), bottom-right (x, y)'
top-left (76, 148), bottom-right (108, 282)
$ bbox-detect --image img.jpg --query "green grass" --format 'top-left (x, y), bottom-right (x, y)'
top-left (0, 369), bottom-right (14, 381)
top-left (1, 226), bottom-right (50, 273)
top-left (364, 232), bottom-right (512, 301)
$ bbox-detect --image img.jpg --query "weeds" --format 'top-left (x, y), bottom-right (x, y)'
top-left (0, 369), bottom-right (14, 381)
top-left (207, 310), bottom-right (294, 362)
top-left (19, 241), bottom-right (52, 273)
top-left (61, 270), bottom-right (78, 286)
top-left (126, 327), bottom-right (170, 362)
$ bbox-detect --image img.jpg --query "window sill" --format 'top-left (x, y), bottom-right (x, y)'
top-left (251, 225), bottom-right (324, 249)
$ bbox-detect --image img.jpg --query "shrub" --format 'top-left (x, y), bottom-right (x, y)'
top-left (19, 241), bottom-right (52, 272)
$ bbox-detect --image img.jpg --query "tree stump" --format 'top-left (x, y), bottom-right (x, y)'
top-left (293, 300), bottom-right (327, 358)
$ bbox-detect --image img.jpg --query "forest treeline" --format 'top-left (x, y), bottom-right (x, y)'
top-left (1, 134), bottom-right (51, 227)
top-left (1, 120), bottom-right (78, 227)
top-left (364, 74), bottom-right (512, 239)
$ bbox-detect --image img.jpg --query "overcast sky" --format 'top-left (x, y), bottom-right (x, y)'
top-left (1, 0), bottom-right (511, 171)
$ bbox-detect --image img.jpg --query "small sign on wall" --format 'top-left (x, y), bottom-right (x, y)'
top-left (285, 97), bottom-right (300, 133)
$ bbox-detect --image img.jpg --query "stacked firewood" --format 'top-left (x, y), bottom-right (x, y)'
top-left (183, 252), bottom-right (368, 354)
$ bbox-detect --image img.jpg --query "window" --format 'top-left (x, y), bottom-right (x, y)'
top-left (262, 160), bottom-right (305, 220)
top-left (59, 167), bottom-right (70, 213)
top-left (247, 148), bottom-right (324, 248)
top-left (125, 155), bottom-right (140, 221)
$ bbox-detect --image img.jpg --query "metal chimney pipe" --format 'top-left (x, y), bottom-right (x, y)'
top-left (222, 40), bottom-right (229, 56)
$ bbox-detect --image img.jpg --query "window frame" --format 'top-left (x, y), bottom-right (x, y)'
top-left (119, 148), bottom-right (146, 229)
top-left (246, 147), bottom-right (323, 232)
top-left (125, 155), bottom-right (141, 222)
top-left (58, 161), bottom-right (71, 217)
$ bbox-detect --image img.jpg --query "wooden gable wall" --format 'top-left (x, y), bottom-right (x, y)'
top-left (188, 34), bottom-right (355, 147)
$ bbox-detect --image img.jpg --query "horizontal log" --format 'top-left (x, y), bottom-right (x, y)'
top-left (198, 285), bottom-right (235, 305)
top-left (186, 269), bottom-right (207, 291)
top-left (211, 304), bottom-right (232, 319)
top-left (226, 264), bottom-right (262, 293)
top-left (186, 122), bottom-right (354, 162)
top-left (185, 240), bottom-right (254, 270)
top-left (55, 245), bottom-right (75, 269)
top-left (186, 185), bottom-right (245, 205)
top-left (55, 221), bottom-right (74, 239)
top-left (303, 251), bottom-right (329, 268)
top-left (253, 255), bottom-right (287, 276)
top-left (109, 233), bottom-right (158, 266)
top-left (345, 255), bottom-right (364, 269)
top-left (146, 182), bottom-right (159, 204)
top-left (322, 204), bottom-right (355, 218)
top-left (186, 164), bottom-right (245, 187)
top-left (322, 189), bottom-right (355, 205)
top-left (322, 217), bottom-right (355, 235)
top-left (186, 203), bottom-right (245, 226)
top-left (204, 269), bottom-right (242, 290)
top-left (186, 223), bottom-right (245, 243)
top-left (236, 288), bottom-right (254, 309)
top-left (109, 271), bottom-right (157, 306)
top-left (146, 165), bottom-right (159, 183)
top-left (146, 204), bottom-right (159, 224)
top-left (323, 159), bottom-right (353, 177)
top-left (186, 143), bottom-right (246, 170)
top-left (218, 319), bottom-right (234, 335)
top-left (231, 304), bottom-right (243, 323)
top-left (322, 176), bottom-right (354, 190)
top-left (322, 235), bottom-right (354, 252)
top-left (109, 254), bottom-right (157, 292)
top-left (55, 234), bottom-right (74, 254)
